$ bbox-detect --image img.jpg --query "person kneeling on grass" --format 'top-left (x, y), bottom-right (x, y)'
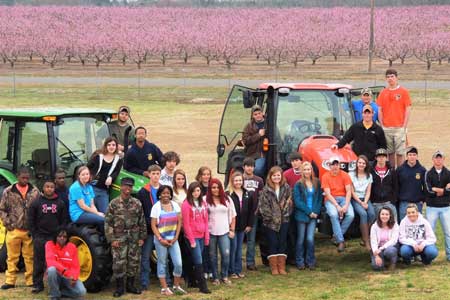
top-left (45, 228), bottom-right (86, 300)
top-left (370, 206), bottom-right (399, 271)
top-left (399, 203), bottom-right (438, 265)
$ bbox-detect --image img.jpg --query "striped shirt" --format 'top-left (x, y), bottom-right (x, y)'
top-left (151, 201), bottom-right (180, 240)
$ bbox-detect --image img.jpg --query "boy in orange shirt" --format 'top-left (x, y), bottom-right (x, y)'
top-left (322, 157), bottom-right (354, 252)
top-left (377, 69), bottom-right (412, 168)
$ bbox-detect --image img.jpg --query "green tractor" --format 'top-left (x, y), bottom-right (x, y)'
top-left (0, 109), bottom-right (148, 292)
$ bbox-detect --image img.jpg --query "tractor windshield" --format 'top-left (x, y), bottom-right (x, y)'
top-left (54, 116), bottom-right (109, 184)
top-left (276, 89), bottom-right (352, 156)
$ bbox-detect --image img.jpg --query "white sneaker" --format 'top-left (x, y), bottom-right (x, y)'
top-left (173, 285), bottom-right (187, 294)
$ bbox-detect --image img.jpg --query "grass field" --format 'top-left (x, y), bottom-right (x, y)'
top-left (0, 60), bottom-right (450, 299)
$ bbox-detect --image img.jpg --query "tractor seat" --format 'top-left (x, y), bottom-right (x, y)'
top-left (31, 148), bottom-right (51, 176)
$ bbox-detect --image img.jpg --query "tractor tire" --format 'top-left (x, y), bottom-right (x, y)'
top-left (0, 222), bottom-right (6, 272)
top-left (67, 224), bottom-right (112, 293)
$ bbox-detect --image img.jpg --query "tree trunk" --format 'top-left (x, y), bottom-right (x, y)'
top-left (348, 50), bottom-right (352, 57)
top-left (438, 58), bottom-right (442, 65)
top-left (161, 55), bottom-right (166, 66)
top-left (427, 60), bottom-right (431, 70)
top-left (206, 56), bottom-right (210, 65)
top-left (333, 53), bottom-right (338, 61)
top-left (312, 58), bottom-right (317, 65)
top-left (183, 54), bottom-right (188, 64)
top-left (389, 59), bottom-right (393, 67)
top-left (400, 57), bottom-right (405, 64)
top-left (122, 56), bottom-right (126, 65)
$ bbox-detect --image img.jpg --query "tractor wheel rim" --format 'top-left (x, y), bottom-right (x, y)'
top-left (69, 236), bottom-right (92, 282)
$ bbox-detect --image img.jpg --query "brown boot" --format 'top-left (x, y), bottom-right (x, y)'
top-left (268, 256), bottom-right (279, 275)
top-left (360, 223), bottom-right (371, 251)
top-left (277, 255), bottom-right (287, 275)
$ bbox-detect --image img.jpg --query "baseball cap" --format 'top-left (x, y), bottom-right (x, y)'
top-left (118, 106), bottom-right (130, 114)
top-left (329, 156), bottom-right (340, 164)
top-left (121, 177), bottom-right (135, 187)
top-left (362, 104), bottom-right (373, 113)
top-left (432, 150), bottom-right (445, 158)
top-left (361, 88), bottom-right (373, 96)
top-left (251, 105), bottom-right (262, 114)
top-left (406, 146), bottom-right (418, 155)
top-left (375, 148), bottom-right (388, 157)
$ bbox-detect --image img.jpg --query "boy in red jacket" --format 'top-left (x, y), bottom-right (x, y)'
top-left (45, 228), bottom-right (86, 300)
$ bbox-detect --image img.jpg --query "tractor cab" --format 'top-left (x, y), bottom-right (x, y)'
top-left (217, 83), bottom-right (383, 182)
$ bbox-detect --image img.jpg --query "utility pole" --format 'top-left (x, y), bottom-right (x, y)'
top-left (368, 0), bottom-right (375, 72)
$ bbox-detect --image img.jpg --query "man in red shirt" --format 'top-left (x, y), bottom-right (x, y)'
top-left (45, 228), bottom-right (86, 300)
top-left (322, 157), bottom-right (354, 252)
top-left (283, 152), bottom-right (302, 188)
top-left (377, 69), bottom-right (412, 168)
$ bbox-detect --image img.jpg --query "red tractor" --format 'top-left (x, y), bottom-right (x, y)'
top-left (217, 83), bottom-right (382, 261)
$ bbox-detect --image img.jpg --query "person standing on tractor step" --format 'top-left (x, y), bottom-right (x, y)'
top-left (397, 146), bottom-right (426, 221)
top-left (242, 157), bottom-right (264, 271)
top-left (45, 228), bottom-right (86, 300)
top-left (377, 69), bottom-right (412, 168)
top-left (293, 162), bottom-right (322, 270)
top-left (332, 104), bottom-right (386, 162)
top-left (370, 148), bottom-right (398, 222)
top-left (352, 88), bottom-right (379, 122)
top-left (137, 164), bottom-right (161, 290)
top-left (109, 105), bottom-right (135, 155)
top-left (124, 126), bottom-right (163, 177)
top-left (425, 150), bottom-right (450, 261)
top-left (105, 177), bottom-right (147, 298)
top-left (283, 152), bottom-right (303, 188)
top-left (159, 151), bottom-right (181, 187)
top-left (322, 157), bottom-right (354, 253)
top-left (151, 185), bottom-right (187, 296)
top-left (182, 182), bottom-right (211, 294)
top-left (258, 166), bottom-right (293, 275)
top-left (243, 105), bottom-right (266, 178)
top-left (69, 166), bottom-right (104, 233)
top-left (87, 137), bottom-right (123, 214)
top-left (28, 179), bottom-right (68, 294)
top-left (0, 167), bottom-right (40, 289)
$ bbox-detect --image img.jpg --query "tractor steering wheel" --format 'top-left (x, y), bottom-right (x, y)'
top-left (59, 149), bottom-right (85, 164)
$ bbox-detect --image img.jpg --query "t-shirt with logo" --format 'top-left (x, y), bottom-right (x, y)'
top-left (150, 201), bottom-right (180, 240)
top-left (377, 86), bottom-right (411, 128)
top-left (375, 165), bottom-right (388, 180)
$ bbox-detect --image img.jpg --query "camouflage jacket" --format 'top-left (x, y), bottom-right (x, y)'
top-left (105, 195), bottom-right (147, 243)
top-left (258, 183), bottom-right (293, 232)
top-left (0, 183), bottom-right (40, 231)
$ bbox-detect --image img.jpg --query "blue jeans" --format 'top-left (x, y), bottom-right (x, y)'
top-left (154, 238), bottom-right (183, 278)
top-left (47, 266), bottom-right (86, 298)
top-left (140, 234), bottom-right (154, 288)
top-left (370, 246), bottom-right (398, 270)
top-left (351, 199), bottom-right (375, 225)
top-left (400, 244), bottom-right (439, 265)
top-left (399, 201), bottom-right (423, 222)
top-left (188, 238), bottom-right (205, 265)
top-left (229, 231), bottom-right (245, 275)
top-left (325, 197), bottom-right (354, 243)
top-left (372, 202), bottom-right (397, 223)
top-left (93, 186), bottom-right (109, 214)
top-left (426, 206), bottom-right (450, 260)
top-left (75, 212), bottom-right (104, 233)
top-left (254, 157), bottom-right (266, 179)
top-left (246, 217), bottom-right (258, 266)
top-left (265, 222), bottom-right (289, 257)
top-left (209, 234), bottom-right (230, 280)
top-left (295, 219), bottom-right (317, 268)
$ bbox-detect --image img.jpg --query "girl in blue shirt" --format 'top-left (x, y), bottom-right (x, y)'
top-left (69, 166), bottom-right (105, 232)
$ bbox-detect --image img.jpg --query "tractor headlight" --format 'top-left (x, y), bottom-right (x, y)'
top-left (348, 160), bottom-right (357, 171)
top-left (321, 160), bottom-right (331, 171)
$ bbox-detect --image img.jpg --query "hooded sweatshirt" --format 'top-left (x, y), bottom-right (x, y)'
top-left (397, 160), bottom-right (426, 203)
top-left (399, 213), bottom-right (436, 246)
top-left (28, 193), bottom-right (68, 238)
top-left (182, 199), bottom-right (209, 246)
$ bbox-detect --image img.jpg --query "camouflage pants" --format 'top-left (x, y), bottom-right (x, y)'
top-left (112, 240), bottom-right (141, 278)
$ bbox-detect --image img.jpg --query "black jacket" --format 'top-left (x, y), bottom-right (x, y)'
top-left (137, 183), bottom-right (157, 235)
top-left (425, 166), bottom-right (450, 207)
top-left (397, 160), bottom-right (427, 203)
top-left (336, 121), bottom-right (386, 161)
top-left (28, 193), bottom-right (68, 238)
top-left (370, 164), bottom-right (398, 204)
top-left (227, 189), bottom-right (254, 232)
